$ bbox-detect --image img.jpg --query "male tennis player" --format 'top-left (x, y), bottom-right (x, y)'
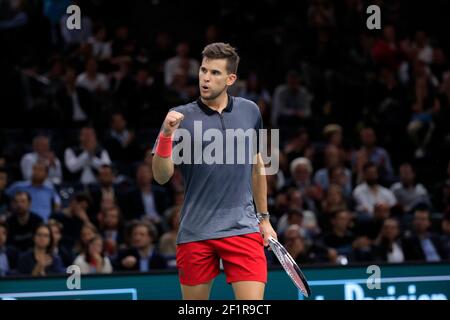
top-left (152, 43), bottom-right (277, 300)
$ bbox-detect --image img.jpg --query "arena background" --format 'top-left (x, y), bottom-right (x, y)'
top-left (0, 0), bottom-right (449, 300)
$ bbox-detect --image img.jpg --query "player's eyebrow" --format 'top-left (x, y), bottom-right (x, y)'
top-left (200, 66), bottom-right (222, 74)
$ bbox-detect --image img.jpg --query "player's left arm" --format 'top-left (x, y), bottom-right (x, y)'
top-left (252, 153), bottom-right (277, 246)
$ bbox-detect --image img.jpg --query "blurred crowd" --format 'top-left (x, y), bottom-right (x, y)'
top-left (0, 0), bottom-right (450, 277)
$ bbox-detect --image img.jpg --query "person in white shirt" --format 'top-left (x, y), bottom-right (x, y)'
top-left (75, 58), bottom-right (109, 93)
top-left (353, 162), bottom-right (397, 220)
top-left (390, 163), bottom-right (431, 213)
top-left (164, 41), bottom-right (199, 86)
top-left (374, 218), bottom-right (405, 263)
top-left (73, 236), bottom-right (113, 274)
top-left (21, 135), bottom-right (62, 185)
top-left (64, 127), bottom-right (111, 185)
top-left (87, 24), bottom-right (112, 61)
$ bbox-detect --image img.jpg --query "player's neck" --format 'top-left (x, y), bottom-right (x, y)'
top-left (201, 92), bottom-right (228, 113)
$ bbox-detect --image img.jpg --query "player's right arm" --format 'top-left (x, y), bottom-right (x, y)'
top-left (152, 110), bottom-right (184, 185)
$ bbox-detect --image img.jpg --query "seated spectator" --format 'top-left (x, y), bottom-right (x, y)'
top-left (283, 128), bottom-right (315, 164)
top-left (272, 70), bottom-right (313, 127)
top-left (287, 157), bottom-right (322, 212)
top-left (75, 57), bottom-right (109, 94)
top-left (403, 207), bottom-right (447, 261)
top-left (87, 23), bottom-right (112, 61)
top-left (164, 41), bottom-right (199, 87)
top-left (353, 162), bottom-right (397, 221)
top-left (0, 168), bottom-right (9, 218)
top-left (159, 205), bottom-right (181, 268)
top-left (97, 206), bottom-right (124, 258)
top-left (73, 223), bottom-right (100, 256)
top-left (352, 127), bottom-right (394, 185)
top-left (64, 127), bottom-right (111, 185)
top-left (20, 135), bottom-right (63, 185)
top-left (322, 210), bottom-right (355, 257)
top-left (18, 224), bottom-right (64, 276)
top-left (320, 184), bottom-right (348, 231)
top-left (314, 145), bottom-right (352, 197)
top-left (50, 192), bottom-right (93, 250)
top-left (48, 219), bottom-right (73, 268)
top-left (125, 163), bottom-right (169, 229)
top-left (88, 164), bottom-right (126, 215)
top-left (0, 222), bottom-right (19, 276)
top-left (115, 221), bottom-right (167, 272)
top-left (6, 191), bottom-right (43, 251)
top-left (372, 218), bottom-right (405, 263)
top-left (6, 161), bottom-right (61, 222)
top-left (390, 163), bottom-right (431, 214)
top-left (73, 235), bottom-right (113, 274)
top-left (237, 72), bottom-right (271, 105)
top-left (103, 112), bottom-right (141, 167)
top-left (271, 225), bottom-right (336, 265)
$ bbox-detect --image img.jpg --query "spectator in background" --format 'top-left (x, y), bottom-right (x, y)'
top-left (6, 161), bottom-right (61, 222)
top-left (73, 235), bottom-right (113, 274)
top-left (403, 207), bottom-right (447, 262)
top-left (0, 168), bottom-right (9, 218)
top-left (6, 191), bottom-right (43, 251)
top-left (50, 192), bottom-right (92, 250)
top-left (164, 41), bottom-right (199, 86)
top-left (64, 127), bottom-right (112, 185)
top-left (115, 221), bottom-right (167, 272)
top-left (320, 184), bottom-right (349, 231)
top-left (0, 222), bottom-right (19, 276)
top-left (314, 144), bottom-right (352, 197)
top-left (125, 163), bottom-right (169, 229)
top-left (76, 57), bottom-right (109, 94)
top-left (272, 70), bottom-right (313, 127)
top-left (322, 210), bottom-right (355, 258)
top-left (372, 24), bottom-right (405, 71)
top-left (275, 224), bottom-right (336, 265)
top-left (73, 223), bottom-right (99, 256)
top-left (97, 206), bottom-right (124, 258)
top-left (87, 24), bottom-right (112, 61)
top-left (283, 128), bottom-right (315, 164)
top-left (55, 65), bottom-right (96, 127)
top-left (103, 112), bottom-right (140, 167)
top-left (48, 219), bottom-right (73, 268)
top-left (432, 159), bottom-right (450, 212)
top-left (352, 127), bottom-right (394, 185)
top-left (88, 164), bottom-right (126, 215)
top-left (159, 205), bottom-right (181, 268)
top-left (390, 163), bottom-right (431, 214)
top-left (287, 157), bottom-right (322, 212)
top-left (372, 218), bottom-right (405, 263)
top-left (20, 135), bottom-right (62, 185)
top-left (353, 162), bottom-right (397, 221)
top-left (237, 72), bottom-right (271, 105)
top-left (18, 224), bottom-right (64, 276)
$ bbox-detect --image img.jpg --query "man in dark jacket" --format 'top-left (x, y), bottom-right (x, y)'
top-left (114, 221), bottom-right (167, 272)
top-left (402, 208), bottom-right (447, 261)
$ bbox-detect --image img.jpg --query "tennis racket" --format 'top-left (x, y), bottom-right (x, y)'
top-left (268, 236), bottom-right (311, 297)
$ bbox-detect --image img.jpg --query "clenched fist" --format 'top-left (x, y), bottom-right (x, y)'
top-left (162, 111), bottom-right (184, 137)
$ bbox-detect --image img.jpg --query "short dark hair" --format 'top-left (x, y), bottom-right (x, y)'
top-left (363, 161), bottom-right (377, 172)
top-left (202, 42), bottom-right (240, 74)
top-left (14, 190), bottom-right (31, 202)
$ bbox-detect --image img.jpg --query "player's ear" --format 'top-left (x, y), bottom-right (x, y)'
top-left (226, 73), bottom-right (237, 86)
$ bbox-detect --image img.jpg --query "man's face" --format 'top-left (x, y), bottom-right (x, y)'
top-left (98, 167), bottom-right (114, 186)
top-left (293, 164), bottom-right (310, 182)
top-left (32, 163), bottom-right (48, 184)
top-left (199, 58), bottom-right (236, 101)
top-left (383, 219), bottom-right (399, 240)
top-left (14, 193), bottom-right (30, 214)
top-left (34, 137), bottom-right (49, 154)
top-left (365, 166), bottom-right (379, 186)
top-left (400, 165), bottom-right (415, 185)
top-left (104, 209), bottom-right (119, 229)
top-left (131, 226), bottom-right (152, 249)
top-left (413, 210), bottom-right (431, 234)
top-left (111, 115), bottom-right (126, 132)
top-left (361, 128), bottom-right (376, 147)
top-left (333, 211), bottom-right (350, 231)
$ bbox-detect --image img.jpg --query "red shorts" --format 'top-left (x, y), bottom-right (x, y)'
top-left (176, 232), bottom-right (267, 286)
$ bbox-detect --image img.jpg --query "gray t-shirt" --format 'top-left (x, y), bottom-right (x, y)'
top-left (153, 95), bottom-right (262, 244)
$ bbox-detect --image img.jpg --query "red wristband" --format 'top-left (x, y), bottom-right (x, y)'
top-left (155, 132), bottom-right (173, 158)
